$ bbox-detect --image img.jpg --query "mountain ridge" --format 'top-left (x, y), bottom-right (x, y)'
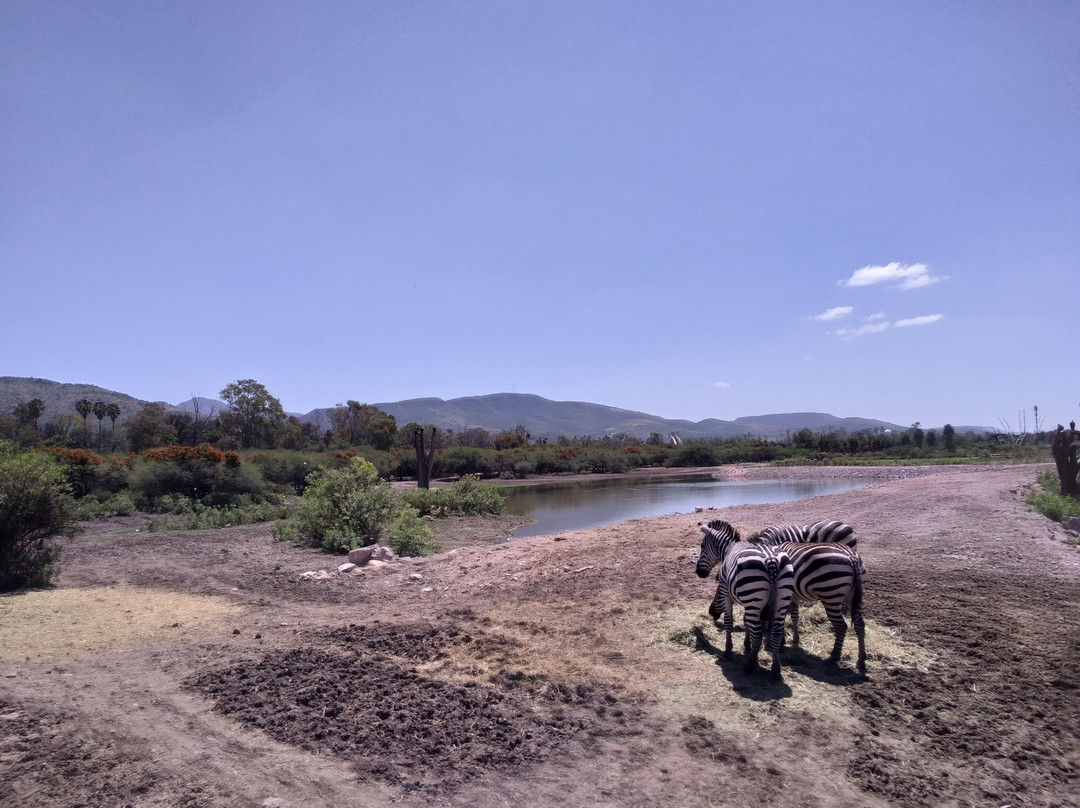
top-left (0, 377), bottom-right (993, 440)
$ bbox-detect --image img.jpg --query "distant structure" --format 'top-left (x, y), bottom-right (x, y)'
top-left (668, 432), bottom-right (682, 446)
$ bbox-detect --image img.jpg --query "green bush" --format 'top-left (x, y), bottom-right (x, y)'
top-left (386, 506), bottom-right (440, 557)
top-left (129, 453), bottom-right (265, 508)
top-left (249, 451), bottom-right (326, 494)
top-left (291, 457), bottom-right (398, 551)
top-left (401, 474), bottom-right (504, 516)
top-left (0, 444), bottom-right (77, 591)
top-left (1026, 470), bottom-right (1080, 523)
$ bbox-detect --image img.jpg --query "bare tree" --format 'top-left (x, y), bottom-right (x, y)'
top-left (412, 425), bottom-right (440, 489)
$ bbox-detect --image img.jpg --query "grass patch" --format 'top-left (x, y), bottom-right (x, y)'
top-left (1024, 470), bottom-right (1080, 527)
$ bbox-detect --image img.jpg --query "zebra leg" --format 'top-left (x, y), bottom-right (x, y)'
top-left (788, 601), bottom-right (801, 647)
top-left (742, 612), bottom-right (761, 674)
top-left (710, 583), bottom-right (735, 659)
top-left (852, 599), bottom-right (867, 676)
top-left (768, 614), bottom-right (785, 680)
top-left (824, 604), bottom-right (848, 664)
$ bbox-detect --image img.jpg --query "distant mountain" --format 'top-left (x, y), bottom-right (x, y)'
top-left (0, 376), bottom-right (164, 422)
top-left (360, 394), bottom-right (910, 440)
top-left (2, 377), bottom-right (993, 439)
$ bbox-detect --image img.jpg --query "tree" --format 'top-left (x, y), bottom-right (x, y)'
top-left (92, 401), bottom-right (108, 450)
top-left (327, 401), bottom-right (397, 450)
top-left (413, 425), bottom-right (440, 489)
top-left (910, 423), bottom-right (925, 450)
top-left (0, 443), bottom-right (77, 591)
top-left (75, 398), bottom-right (92, 447)
top-left (126, 403), bottom-right (179, 452)
top-left (943, 424), bottom-right (956, 454)
top-left (1050, 424), bottom-right (1080, 501)
top-left (13, 399), bottom-right (45, 432)
top-left (106, 403), bottom-right (121, 451)
top-left (219, 379), bottom-right (286, 449)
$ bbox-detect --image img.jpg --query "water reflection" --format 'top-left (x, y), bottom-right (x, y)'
top-left (503, 474), bottom-right (869, 537)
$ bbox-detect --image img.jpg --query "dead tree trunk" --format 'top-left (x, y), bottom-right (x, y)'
top-left (413, 426), bottom-right (438, 489)
top-left (1051, 424), bottom-right (1080, 500)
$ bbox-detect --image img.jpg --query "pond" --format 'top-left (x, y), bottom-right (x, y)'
top-left (503, 474), bottom-right (871, 537)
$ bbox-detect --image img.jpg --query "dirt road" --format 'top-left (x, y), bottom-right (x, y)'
top-left (2, 465), bottom-right (1078, 807)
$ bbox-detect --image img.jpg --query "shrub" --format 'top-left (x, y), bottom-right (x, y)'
top-left (386, 506), bottom-right (440, 557)
top-left (0, 444), bottom-right (77, 591)
top-left (246, 451), bottom-right (325, 494)
top-left (291, 457), bottom-right (398, 551)
top-left (1026, 470), bottom-right (1080, 523)
top-left (129, 443), bottom-right (265, 508)
top-left (401, 474), bottom-right (505, 516)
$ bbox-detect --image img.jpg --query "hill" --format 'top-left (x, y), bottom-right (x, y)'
top-left (360, 394), bottom-right (908, 440)
top-left (4, 377), bottom-right (980, 439)
top-left (0, 376), bottom-right (165, 423)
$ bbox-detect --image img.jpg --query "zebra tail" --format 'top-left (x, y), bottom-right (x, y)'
top-left (846, 558), bottom-right (865, 617)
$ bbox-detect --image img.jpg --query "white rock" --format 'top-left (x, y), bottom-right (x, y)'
top-left (348, 546), bottom-right (375, 565)
top-left (409, 572), bottom-right (424, 581)
top-left (338, 563), bottom-right (357, 573)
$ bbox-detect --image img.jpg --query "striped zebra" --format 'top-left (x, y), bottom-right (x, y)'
top-left (695, 519), bottom-right (795, 680)
top-left (755, 518), bottom-right (857, 548)
top-left (753, 524), bottom-right (867, 675)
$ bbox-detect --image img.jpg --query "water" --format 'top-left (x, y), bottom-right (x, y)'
top-left (503, 474), bottom-right (870, 537)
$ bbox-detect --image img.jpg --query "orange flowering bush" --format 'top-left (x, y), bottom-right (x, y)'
top-left (41, 447), bottom-right (103, 466)
top-left (144, 443), bottom-right (241, 467)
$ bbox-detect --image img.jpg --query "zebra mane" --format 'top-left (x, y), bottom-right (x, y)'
top-left (698, 518), bottom-right (740, 540)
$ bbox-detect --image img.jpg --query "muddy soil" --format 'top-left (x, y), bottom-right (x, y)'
top-left (2, 465), bottom-right (1078, 807)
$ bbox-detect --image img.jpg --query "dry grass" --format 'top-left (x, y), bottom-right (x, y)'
top-left (0, 587), bottom-right (241, 661)
top-left (644, 602), bottom-right (937, 729)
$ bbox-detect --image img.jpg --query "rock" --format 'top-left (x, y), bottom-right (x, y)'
top-left (348, 546), bottom-right (375, 565)
top-left (371, 546), bottom-right (396, 561)
top-left (1062, 516), bottom-right (1080, 534)
top-left (338, 562), bottom-right (357, 573)
top-left (409, 572), bottom-right (424, 581)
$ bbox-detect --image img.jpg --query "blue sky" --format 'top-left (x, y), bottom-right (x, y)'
top-left (2, 2), bottom-right (1077, 430)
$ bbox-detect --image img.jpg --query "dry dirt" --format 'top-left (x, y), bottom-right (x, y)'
top-left (2, 464), bottom-right (1079, 807)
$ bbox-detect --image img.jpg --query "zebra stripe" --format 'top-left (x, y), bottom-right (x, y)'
top-left (803, 519), bottom-right (857, 548)
top-left (696, 519), bottom-right (795, 680)
top-left (754, 519), bottom-right (857, 549)
top-left (776, 541), bottom-right (867, 675)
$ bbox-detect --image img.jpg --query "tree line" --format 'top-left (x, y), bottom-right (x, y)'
top-left (2, 378), bottom-right (1054, 484)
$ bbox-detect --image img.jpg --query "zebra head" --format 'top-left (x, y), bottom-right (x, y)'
top-left (696, 519), bottom-right (740, 578)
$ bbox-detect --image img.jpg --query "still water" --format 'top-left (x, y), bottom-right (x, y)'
top-left (503, 474), bottom-right (870, 538)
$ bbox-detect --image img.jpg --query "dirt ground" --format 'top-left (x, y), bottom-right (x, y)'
top-left (2, 464), bottom-right (1078, 807)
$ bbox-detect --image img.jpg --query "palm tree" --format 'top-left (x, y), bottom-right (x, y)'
top-left (106, 403), bottom-right (121, 451)
top-left (92, 401), bottom-right (108, 450)
top-left (75, 399), bottom-right (92, 447)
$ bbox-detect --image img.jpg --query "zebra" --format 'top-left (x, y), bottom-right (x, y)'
top-left (752, 525), bottom-right (867, 675)
top-left (695, 519), bottom-right (795, 680)
top-left (755, 518), bottom-right (857, 549)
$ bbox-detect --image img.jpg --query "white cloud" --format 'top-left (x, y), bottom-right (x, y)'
top-left (711, 381), bottom-right (731, 388)
top-left (865, 311), bottom-right (887, 321)
top-left (895, 314), bottom-right (943, 327)
top-left (812, 306), bottom-right (853, 321)
top-left (836, 322), bottom-right (890, 338)
top-left (840, 262), bottom-right (947, 290)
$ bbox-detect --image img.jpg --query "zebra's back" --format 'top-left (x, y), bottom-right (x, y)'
top-left (803, 519), bottom-right (857, 548)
